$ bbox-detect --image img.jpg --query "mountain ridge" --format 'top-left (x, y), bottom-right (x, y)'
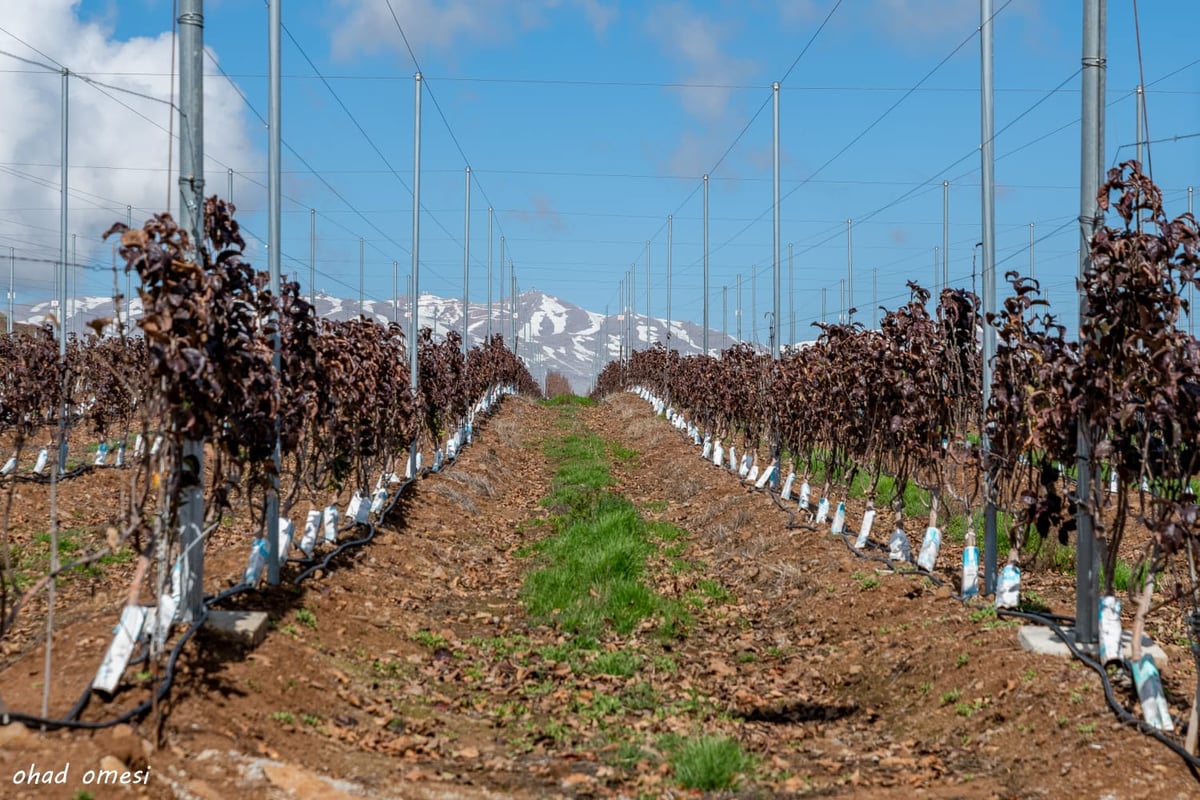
top-left (15, 290), bottom-right (750, 393)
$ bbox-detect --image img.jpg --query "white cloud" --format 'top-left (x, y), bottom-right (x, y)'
top-left (573, 0), bottom-right (618, 36)
top-left (661, 130), bottom-right (725, 178)
top-left (646, 2), bottom-right (759, 123)
top-left (0, 0), bottom-right (260, 299)
top-left (329, 0), bottom-right (617, 61)
top-left (511, 191), bottom-right (568, 233)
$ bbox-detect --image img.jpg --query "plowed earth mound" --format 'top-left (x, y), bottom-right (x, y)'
top-left (0, 394), bottom-right (1196, 799)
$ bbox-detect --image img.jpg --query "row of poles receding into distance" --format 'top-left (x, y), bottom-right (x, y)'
top-left (264, 2), bottom-right (535, 589)
top-left (602, 0), bottom-right (1121, 652)
top-left (8, 0), bottom-right (1175, 652)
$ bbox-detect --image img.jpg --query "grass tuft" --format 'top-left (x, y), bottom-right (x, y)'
top-left (669, 735), bottom-right (753, 791)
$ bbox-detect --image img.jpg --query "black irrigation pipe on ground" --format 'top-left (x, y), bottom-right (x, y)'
top-left (998, 607), bottom-right (1200, 778)
top-left (9, 463), bottom-right (98, 484)
top-left (1, 605), bottom-right (209, 731)
top-left (644, 393), bottom-right (1200, 776)
top-left (1, 389), bottom-right (514, 732)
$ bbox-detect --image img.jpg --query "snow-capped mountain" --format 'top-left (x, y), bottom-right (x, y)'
top-left (12, 290), bottom-right (746, 393)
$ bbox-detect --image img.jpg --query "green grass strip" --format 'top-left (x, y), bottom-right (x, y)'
top-left (523, 421), bottom-right (688, 639)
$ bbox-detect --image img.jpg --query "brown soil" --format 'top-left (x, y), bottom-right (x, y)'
top-left (0, 394), bottom-right (1197, 799)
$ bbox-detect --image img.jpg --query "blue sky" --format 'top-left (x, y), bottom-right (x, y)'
top-left (1, 0), bottom-right (1198, 343)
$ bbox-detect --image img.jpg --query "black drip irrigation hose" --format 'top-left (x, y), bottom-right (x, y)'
top-left (2, 391), bottom-right (511, 732)
top-left (997, 608), bottom-right (1200, 776)
top-left (10, 463), bottom-right (98, 484)
top-left (2, 605), bottom-right (209, 731)
top-left (651, 395), bottom-right (1199, 775)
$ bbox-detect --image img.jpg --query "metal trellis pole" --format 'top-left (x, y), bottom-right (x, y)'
top-left (177, 0), bottom-right (206, 624)
top-left (499, 235), bottom-right (505, 346)
top-left (666, 215), bottom-right (673, 348)
top-left (736, 273), bottom-right (742, 341)
top-left (645, 240), bottom-right (650, 341)
top-left (408, 72), bottom-right (422, 480)
top-left (942, 180), bottom-right (949, 290)
top-left (266, 0), bottom-right (282, 585)
top-left (487, 207), bottom-right (493, 342)
top-left (463, 166), bottom-right (470, 352)
top-left (846, 219), bottom-right (854, 323)
top-left (788, 242), bottom-right (794, 347)
top-left (772, 81), bottom-right (781, 359)
top-left (1030, 221), bottom-right (1035, 280)
top-left (1073, 0), bottom-right (1106, 647)
top-left (703, 174), bottom-right (709, 355)
top-left (981, 0), bottom-right (999, 597)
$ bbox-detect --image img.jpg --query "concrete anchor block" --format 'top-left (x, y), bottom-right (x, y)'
top-left (1017, 624), bottom-right (1168, 665)
top-left (203, 610), bottom-right (270, 648)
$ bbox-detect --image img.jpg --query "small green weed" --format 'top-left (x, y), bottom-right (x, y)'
top-left (669, 736), bottom-right (753, 791)
top-left (588, 650), bottom-right (643, 677)
top-left (409, 630), bottom-right (448, 648)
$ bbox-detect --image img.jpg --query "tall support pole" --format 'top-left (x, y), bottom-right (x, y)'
top-left (645, 240), bottom-right (650, 340)
top-left (7, 246), bottom-right (13, 334)
top-left (628, 269), bottom-right (634, 354)
top-left (618, 278), bottom-right (624, 362)
top-left (265, 0), bottom-right (282, 585)
top-left (45, 64), bottom-right (70, 722)
top-left (666, 215), bottom-right (673, 348)
top-left (702, 174), bottom-right (709, 355)
top-left (1029, 222), bottom-right (1035, 280)
top-left (624, 271), bottom-right (630, 357)
top-left (788, 242), bottom-right (794, 346)
top-left (408, 72), bottom-right (422, 480)
top-left (722, 285), bottom-right (728, 346)
top-left (942, 180), bottom-right (949, 290)
top-left (736, 273), bottom-right (742, 341)
top-left (1074, 0), bottom-right (1105, 647)
top-left (751, 267), bottom-right (757, 346)
top-left (487, 208), bottom-right (493, 342)
top-left (981, 0), bottom-right (1000, 597)
top-left (177, 0), bottom-right (205, 624)
top-left (1135, 84), bottom-right (1144, 234)
top-left (462, 166), bottom-right (470, 353)
top-left (933, 246), bottom-right (939, 300)
top-left (1135, 85), bottom-right (1143, 166)
top-left (846, 219), bottom-right (854, 322)
top-left (71, 234), bottom-right (76, 337)
top-left (126, 205), bottom-right (132, 328)
top-left (772, 81), bottom-right (781, 359)
top-left (59, 70), bottom-right (68, 355)
top-left (630, 261), bottom-right (637, 350)
top-left (872, 268), bottom-right (878, 329)
top-left (499, 236), bottom-right (505, 347)
top-left (309, 209), bottom-right (316, 308)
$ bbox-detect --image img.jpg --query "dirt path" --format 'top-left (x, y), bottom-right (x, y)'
top-left (0, 394), bottom-right (1197, 799)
